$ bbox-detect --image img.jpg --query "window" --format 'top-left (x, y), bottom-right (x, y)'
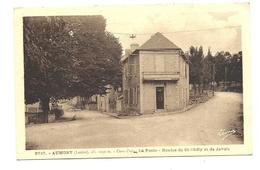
top-left (129, 64), bottom-right (135, 76)
top-left (136, 86), bottom-right (139, 106)
top-left (185, 63), bottom-right (187, 78)
top-left (124, 65), bottom-right (128, 80)
top-left (135, 61), bottom-right (138, 75)
top-left (134, 87), bottom-right (138, 105)
top-left (133, 88), bottom-right (135, 105)
top-left (124, 90), bottom-right (128, 105)
top-left (128, 87), bottom-right (138, 106)
top-left (129, 88), bottom-right (133, 106)
top-left (128, 56), bottom-right (136, 76)
top-left (186, 88), bottom-right (188, 105)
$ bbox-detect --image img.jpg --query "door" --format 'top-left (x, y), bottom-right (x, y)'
top-left (156, 87), bottom-right (164, 110)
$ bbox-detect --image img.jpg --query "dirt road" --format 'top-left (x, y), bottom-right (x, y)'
top-left (26, 92), bottom-right (243, 149)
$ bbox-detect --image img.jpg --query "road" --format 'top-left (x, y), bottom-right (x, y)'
top-left (26, 92), bottom-right (243, 150)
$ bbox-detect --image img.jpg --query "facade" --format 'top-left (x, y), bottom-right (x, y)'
top-left (121, 32), bottom-right (189, 114)
top-left (91, 85), bottom-right (123, 113)
top-left (71, 85), bottom-right (123, 113)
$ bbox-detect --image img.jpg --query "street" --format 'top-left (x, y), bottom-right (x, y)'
top-left (26, 92), bottom-right (243, 150)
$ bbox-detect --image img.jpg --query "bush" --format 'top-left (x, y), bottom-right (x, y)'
top-left (50, 108), bottom-right (64, 120)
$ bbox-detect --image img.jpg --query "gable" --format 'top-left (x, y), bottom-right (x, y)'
top-left (139, 32), bottom-right (180, 50)
top-left (121, 32), bottom-right (189, 64)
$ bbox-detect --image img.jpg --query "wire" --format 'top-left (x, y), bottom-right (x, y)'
top-left (110, 25), bottom-right (241, 36)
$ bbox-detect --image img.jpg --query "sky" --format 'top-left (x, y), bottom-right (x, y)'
top-left (85, 3), bottom-right (249, 55)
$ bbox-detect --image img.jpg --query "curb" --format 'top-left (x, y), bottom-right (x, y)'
top-left (101, 95), bottom-right (214, 119)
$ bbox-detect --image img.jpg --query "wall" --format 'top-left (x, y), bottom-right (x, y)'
top-left (141, 81), bottom-right (182, 114)
top-left (139, 50), bottom-right (189, 114)
top-left (97, 95), bottom-right (109, 112)
top-left (141, 51), bottom-right (180, 73)
top-left (122, 53), bottom-right (141, 113)
top-left (178, 56), bottom-right (189, 108)
top-left (96, 85), bottom-right (122, 113)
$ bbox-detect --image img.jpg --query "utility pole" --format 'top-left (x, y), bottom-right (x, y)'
top-left (129, 34), bottom-right (136, 40)
top-left (224, 66), bottom-right (227, 91)
top-left (212, 63), bottom-right (215, 96)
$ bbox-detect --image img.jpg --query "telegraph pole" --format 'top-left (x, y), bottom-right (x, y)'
top-left (129, 34), bottom-right (136, 40)
top-left (224, 66), bottom-right (227, 91)
top-left (212, 63), bottom-right (215, 96)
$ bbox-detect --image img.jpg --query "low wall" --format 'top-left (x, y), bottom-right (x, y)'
top-left (25, 113), bottom-right (56, 124)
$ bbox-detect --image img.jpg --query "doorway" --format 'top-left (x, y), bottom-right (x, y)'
top-left (156, 87), bottom-right (164, 110)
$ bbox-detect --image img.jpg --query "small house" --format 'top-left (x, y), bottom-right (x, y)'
top-left (121, 32), bottom-right (189, 114)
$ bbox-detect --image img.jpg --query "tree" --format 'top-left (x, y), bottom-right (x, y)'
top-left (67, 31), bottom-right (122, 98)
top-left (229, 51), bottom-right (242, 83)
top-left (24, 16), bottom-right (122, 123)
top-left (214, 51), bottom-right (226, 85)
top-left (24, 16), bottom-right (75, 122)
top-left (189, 46), bottom-right (204, 94)
top-left (202, 48), bottom-right (214, 89)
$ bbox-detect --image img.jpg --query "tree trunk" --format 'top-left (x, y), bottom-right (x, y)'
top-left (81, 97), bottom-right (86, 110)
top-left (192, 83), bottom-right (196, 96)
top-left (40, 97), bottom-right (50, 123)
top-left (198, 84), bottom-right (201, 95)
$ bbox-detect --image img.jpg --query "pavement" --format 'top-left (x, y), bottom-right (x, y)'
top-left (26, 92), bottom-right (243, 150)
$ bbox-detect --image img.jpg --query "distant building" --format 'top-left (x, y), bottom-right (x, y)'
top-left (121, 32), bottom-right (189, 114)
top-left (96, 85), bottom-right (123, 113)
top-left (88, 85), bottom-right (123, 113)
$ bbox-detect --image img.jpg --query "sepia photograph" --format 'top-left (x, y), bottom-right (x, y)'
top-left (15, 3), bottom-right (251, 159)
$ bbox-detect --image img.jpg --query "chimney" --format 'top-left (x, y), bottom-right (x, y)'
top-left (125, 49), bottom-right (131, 57)
top-left (130, 43), bottom-right (139, 52)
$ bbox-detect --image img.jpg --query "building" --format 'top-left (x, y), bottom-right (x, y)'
top-left (96, 85), bottom-right (123, 113)
top-left (87, 85), bottom-right (123, 113)
top-left (121, 32), bottom-right (189, 114)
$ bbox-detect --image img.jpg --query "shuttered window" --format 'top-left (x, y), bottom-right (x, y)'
top-left (129, 88), bottom-right (133, 106)
top-left (136, 86), bottom-right (139, 106)
top-left (124, 90), bottom-right (128, 105)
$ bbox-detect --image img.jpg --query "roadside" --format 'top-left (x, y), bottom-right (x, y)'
top-left (26, 92), bottom-right (243, 150)
top-left (103, 90), bottom-right (215, 119)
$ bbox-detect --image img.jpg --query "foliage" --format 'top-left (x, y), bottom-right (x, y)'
top-left (214, 51), bottom-right (242, 84)
top-left (226, 51), bottom-right (242, 82)
top-left (214, 51), bottom-right (226, 84)
top-left (24, 17), bottom-right (74, 104)
top-left (67, 31), bottom-right (122, 98)
top-left (188, 44), bottom-right (242, 94)
top-left (24, 16), bottom-right (122, 122)
top-left (202, 48), bottom-right (214, 85)
top-left (189, 46), bottom-right (204, 85)
top-left (50, 109), bottom-right (64, 120)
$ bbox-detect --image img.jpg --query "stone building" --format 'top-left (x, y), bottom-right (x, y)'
top-left (121, 32), bottom-right (189, 114)
top-left (86, 85), bottom-right (123, 113)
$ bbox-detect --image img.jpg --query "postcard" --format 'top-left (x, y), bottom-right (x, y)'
top-left (15, 3), bottom-right (251, 159)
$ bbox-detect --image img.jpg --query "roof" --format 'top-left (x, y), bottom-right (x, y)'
top-left (121, 32), bottom-right (187, 63)
top-left (139, 32), bottom-right (180, 50)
